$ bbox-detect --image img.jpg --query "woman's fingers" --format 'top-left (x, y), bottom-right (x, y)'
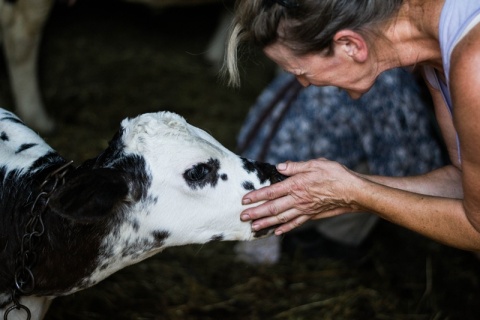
top-left (241, 191), bottom-right (295, 221)
top-left (241, 160), bottom-right (318, 206)
top-left (273, 214), bottom-right (312, 235)
top-left (277, 160), bottom-right (310, 175)
top-left (242, 180), bottom-right (289, 205)
top-left (250, 207), bottom-right (306, 232)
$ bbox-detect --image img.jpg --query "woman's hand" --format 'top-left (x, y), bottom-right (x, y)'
top-left (241, 158), bottom-right (364, 235)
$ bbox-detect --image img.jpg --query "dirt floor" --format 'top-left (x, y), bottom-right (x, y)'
top-left (1, 1), bottom-right (480, 319)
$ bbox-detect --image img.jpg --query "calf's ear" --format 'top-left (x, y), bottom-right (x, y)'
top-left (49, 168), bottom-right (129, 223)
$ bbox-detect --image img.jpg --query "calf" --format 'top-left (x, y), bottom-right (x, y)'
top-left (0, 108), bottom-right (284, 320)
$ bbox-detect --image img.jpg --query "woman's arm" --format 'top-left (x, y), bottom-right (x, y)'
top-left (358, 165), bottom-right (463, 198)
top-left (240, 160), bottom-right (480, 251)
top-left (450, 23), bottom-right (480, 233)
top-left (352, 171), bottom-right (479, 250)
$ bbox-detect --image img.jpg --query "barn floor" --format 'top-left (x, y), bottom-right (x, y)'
top-left (1, 1), bottom-right (480, 319)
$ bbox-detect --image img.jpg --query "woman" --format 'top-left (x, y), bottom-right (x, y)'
top-left (224, 0), bottom-right (480, 251)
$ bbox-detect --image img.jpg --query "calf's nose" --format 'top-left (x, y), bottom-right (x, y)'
top-left (253, 161), bottom-right (288, 184)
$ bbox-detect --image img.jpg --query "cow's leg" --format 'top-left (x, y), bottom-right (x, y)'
top-left (0, 0), bottom-right (55, 132)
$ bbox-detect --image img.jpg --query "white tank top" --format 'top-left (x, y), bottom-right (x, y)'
top-left (423, 0), bottom-right (480, 162)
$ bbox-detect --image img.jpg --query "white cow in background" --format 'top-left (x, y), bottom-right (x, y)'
top-left (0, 0), bottom-right (230, 133)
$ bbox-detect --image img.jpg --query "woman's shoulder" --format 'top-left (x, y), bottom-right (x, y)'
top-left (440, 1), bottom-right (480, 62)
top-left (450, 24), bottom-right (480, 88)
top-left (451, 22), bottom-right (480, 67)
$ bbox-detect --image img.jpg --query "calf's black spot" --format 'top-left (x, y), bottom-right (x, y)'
top-left (152, 230), bottom-right (170, 246)
top-left (210, 234), bottom-right (224, 242)
top-left (16, 143), bottom-right (37, 154)
top-left (242, 181), bottom-right (255, 191)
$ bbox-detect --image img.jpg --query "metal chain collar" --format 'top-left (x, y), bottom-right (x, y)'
top-left (4, 161), bottom-right (74, 320)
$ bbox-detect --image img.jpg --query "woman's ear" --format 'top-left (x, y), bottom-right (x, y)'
top-left (333, 30), bottom-right (369, 63)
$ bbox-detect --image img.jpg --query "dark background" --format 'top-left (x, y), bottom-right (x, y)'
top-left (1, 1), bottom-right (479, 319)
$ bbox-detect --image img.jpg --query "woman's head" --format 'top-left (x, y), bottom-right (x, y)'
top-left (223, 0), bottom-right (404, 86)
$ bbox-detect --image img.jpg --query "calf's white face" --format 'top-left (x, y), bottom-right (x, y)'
top-left (119, 112), bottom-right (272, 246)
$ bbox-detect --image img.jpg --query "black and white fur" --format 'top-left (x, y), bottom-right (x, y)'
top-left (0, 108), bottom-right (283, 320)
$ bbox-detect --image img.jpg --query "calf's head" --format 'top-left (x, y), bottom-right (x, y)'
top-left (46, 111), bottom-right (284, 286)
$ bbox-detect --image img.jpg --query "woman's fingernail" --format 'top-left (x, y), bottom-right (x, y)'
top-left (277, 163), bottom-right (287, 171)
top-left (252, 223), bottom-right (259, 231)
top-left (242, 198), bottom-right (252, 205)
top-left (275, 230), bottom-right (283, 236)
top-left (241, 214), bottom-right (250, 221)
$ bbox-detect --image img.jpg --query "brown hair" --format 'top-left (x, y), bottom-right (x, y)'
top-left (223, 0), bottom-right (404, 86)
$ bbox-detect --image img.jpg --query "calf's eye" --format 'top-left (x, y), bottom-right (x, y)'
top-left (184, 163), bottom-right (211, 182)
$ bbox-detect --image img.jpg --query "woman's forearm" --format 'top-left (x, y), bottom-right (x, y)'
top-left (357, 164), bottom-right (463, 198)
top-left (353, 175), bottom-right (479, 251)
top-left (353, 165), bottom-right (480, 250)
